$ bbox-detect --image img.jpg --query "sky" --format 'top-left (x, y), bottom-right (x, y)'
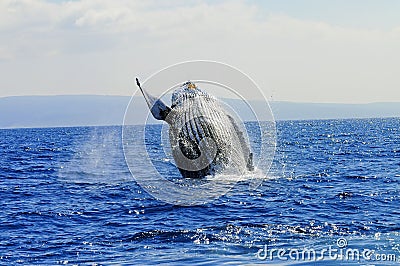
top-left (0, 0), bottom-right (399, 103)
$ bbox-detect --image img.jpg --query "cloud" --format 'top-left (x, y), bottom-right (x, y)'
top-left (0, 0), bottom-right (399, 103)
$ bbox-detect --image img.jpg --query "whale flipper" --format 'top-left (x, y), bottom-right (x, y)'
top-left (227, 115), bottom-right (254, 171)
top-left (136, 78), bottom-right (171, 121)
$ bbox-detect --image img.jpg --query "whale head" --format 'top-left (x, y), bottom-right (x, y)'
top-left (171, 81), bottom-right (215, 109)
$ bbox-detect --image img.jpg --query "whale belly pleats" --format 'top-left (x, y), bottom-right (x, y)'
top-left (168, 96), bottom-right (250, 178)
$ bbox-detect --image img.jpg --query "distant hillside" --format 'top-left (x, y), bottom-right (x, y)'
top-left (0, 95), bottom-right (399, 128)
top-left (0, 95), bottom-right (129, 128)
top-left (269, 101), bottom-right (400, 121)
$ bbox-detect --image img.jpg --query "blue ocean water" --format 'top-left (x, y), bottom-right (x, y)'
top-left (1, 118), bottom-right (399, 265)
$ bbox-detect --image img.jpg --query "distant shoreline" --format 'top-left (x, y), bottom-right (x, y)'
top-left (1, 95), bottom-right (399, 129)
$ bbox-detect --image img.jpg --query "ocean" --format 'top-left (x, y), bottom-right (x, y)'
top-left (1, 118), bottom-right (399, 265)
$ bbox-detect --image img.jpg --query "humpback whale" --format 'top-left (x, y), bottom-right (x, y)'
top-left (137, 78), bottom-right (254, 178)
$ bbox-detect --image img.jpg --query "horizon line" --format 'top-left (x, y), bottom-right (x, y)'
top-left (1, 94), bottom-right (400, 105)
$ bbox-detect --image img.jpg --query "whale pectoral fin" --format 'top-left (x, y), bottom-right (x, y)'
top-left (149, 98), bottom-right (171, 121)
top-left (226, 114), bottom-right (254, 170)
top-left (136, 78), bottom-right (171, 121)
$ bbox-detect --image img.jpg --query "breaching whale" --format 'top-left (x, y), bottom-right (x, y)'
top-left (137, 78), bottom-right (254, 178)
